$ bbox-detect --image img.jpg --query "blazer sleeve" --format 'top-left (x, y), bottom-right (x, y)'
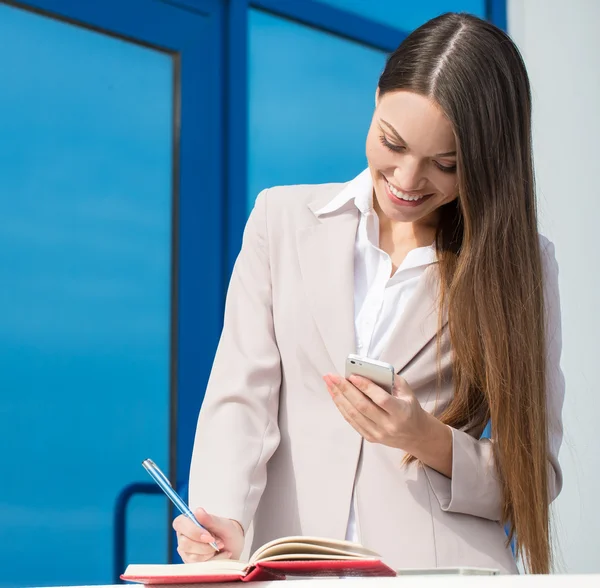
top-left (188, 189), bottom-right (282, 532)
top-left (424, 238), bottom-right (565, 521)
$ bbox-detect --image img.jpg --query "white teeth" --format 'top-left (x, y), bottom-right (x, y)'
top-left (387, 180), bottom-right (426, 201)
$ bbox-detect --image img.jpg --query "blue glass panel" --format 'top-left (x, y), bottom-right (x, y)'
top-left (320, 0), bottom-right (486, 31)
top-left (0, 3), bottom-right (172, 586)
top-left (248, 9), bottom-right (386, 208)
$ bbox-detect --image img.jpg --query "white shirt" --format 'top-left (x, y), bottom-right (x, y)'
top-left (315, 169), bottom-right (437, 543)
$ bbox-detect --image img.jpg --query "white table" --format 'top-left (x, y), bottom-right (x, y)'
top-left (55, 575), bottom-right (600, 588)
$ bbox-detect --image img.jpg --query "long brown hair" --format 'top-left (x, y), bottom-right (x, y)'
top-left (379, 13), bottom-right (550, 573)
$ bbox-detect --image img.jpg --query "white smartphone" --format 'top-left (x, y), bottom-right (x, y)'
top-left (345, 354), bottom-right (395, 394)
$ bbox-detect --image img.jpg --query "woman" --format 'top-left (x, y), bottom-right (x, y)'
top-left (174, 12), bottom-right (564, 574)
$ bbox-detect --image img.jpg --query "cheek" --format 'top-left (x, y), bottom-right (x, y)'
top-left (435, 175), bottom-right (458, 200)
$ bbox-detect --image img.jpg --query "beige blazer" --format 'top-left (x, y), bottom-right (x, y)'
top-left (189, 182), bottom-right (565, 574)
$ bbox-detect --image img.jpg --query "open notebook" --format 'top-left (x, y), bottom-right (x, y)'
top-left (121, 536), bottom-right (396, 583)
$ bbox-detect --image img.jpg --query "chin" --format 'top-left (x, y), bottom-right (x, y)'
top-left (380, 195), bottom-right (445, 227)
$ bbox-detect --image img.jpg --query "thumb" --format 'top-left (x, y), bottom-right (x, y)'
top-left (392, 375), bottom-right (413, 398)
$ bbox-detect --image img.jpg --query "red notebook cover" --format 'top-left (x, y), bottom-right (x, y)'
top-left (121, 558), bottom-right (396, 584)
top-left (245, 559), bottom-right (397, 582)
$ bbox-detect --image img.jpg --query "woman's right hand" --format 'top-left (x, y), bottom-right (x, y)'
top-left (173, 508), bottom-right (245, 563)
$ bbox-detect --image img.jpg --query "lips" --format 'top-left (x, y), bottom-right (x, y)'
top-left (385, 180), bottom-right (426, 201)
top-left (384, 179), bottom-right (432, 206)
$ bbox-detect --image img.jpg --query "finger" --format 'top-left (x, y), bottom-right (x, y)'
top-left (348, 374), bottom-right (396, 413)
top-left (324, 374), bottom-right (377, 421)
top-left (177, 532), bottom-right (224, 555)
top-left (333, 396), bottom-right (379, 441)
top-left (173, 515), bottom-right (217, 544)
top-left (178, 548), bottom-right (211, 564)
top-left (325, 374), bottom-right (387, 422)
top-left (325, 377), bottom-right (379, 434)
top-left (178, 547), bottom-right (232, 564)
top-left (392, 375), bottom-right (414, 398)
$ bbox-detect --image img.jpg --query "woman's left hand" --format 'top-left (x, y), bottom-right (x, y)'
top-left (323, 373), bottom-right (453, 477)
top-left (323, 373), bottom-right (426, 453)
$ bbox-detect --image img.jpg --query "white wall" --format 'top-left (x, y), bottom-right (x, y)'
top-left (508, 0), bottom-right (600, 574)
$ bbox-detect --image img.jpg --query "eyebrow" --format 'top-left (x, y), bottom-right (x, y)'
top-left (380, 119), bottom-right (457, 158)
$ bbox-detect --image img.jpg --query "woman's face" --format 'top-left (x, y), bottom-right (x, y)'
top-left (366, 90), bottom-right (459, 228)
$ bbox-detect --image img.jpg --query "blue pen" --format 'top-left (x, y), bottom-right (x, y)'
top-left (142, 458), bottom-right (219, 551)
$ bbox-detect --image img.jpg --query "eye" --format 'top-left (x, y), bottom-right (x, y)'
top-left (434, 161), bottom-right (457, 173)
top-left (379, 135), bottom-right (405, 153)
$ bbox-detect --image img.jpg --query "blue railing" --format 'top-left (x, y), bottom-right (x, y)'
top-left (113, 482), bottom-right (164, 584)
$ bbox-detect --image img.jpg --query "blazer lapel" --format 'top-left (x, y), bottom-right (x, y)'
top-left (297, 207), bottom-right (359, 375)
top-left (379, 265), bottom-right (448, 374)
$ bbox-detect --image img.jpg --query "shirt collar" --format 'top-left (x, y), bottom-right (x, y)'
top-left (398, 245), bottom-right (438, 271)
top-left (314, 168), bottom-right (373, 216)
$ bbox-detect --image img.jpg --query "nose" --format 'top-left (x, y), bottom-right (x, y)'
top-left (393, 159), bottom-right (426, 192)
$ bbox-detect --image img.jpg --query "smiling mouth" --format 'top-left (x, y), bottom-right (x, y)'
top-left (385, 179), bottom-right (431, 202)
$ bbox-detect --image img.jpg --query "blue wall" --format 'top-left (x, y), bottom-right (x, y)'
top-left (0, 4), bottom-right (172, 586)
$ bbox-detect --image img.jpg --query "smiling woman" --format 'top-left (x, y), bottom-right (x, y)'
top-left (179, 11), bottom-right (565, 577)
top-left (366, 91), bottom-right (459, 254)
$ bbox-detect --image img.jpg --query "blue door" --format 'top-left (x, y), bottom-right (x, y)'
top-left (0, 1), bottom-right (224, 586)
